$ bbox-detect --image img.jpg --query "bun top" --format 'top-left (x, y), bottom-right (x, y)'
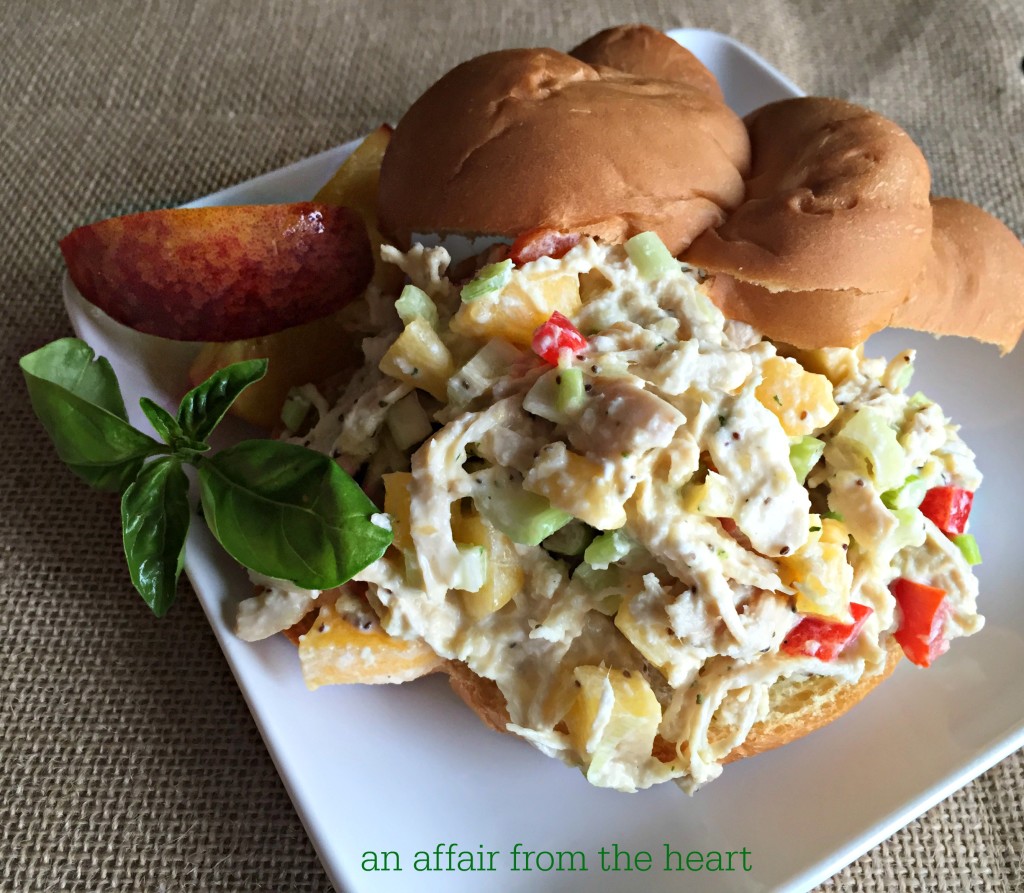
top-left (891, 197), bottom-right (1024, 354)
top-left (681, 97), bottom-right (939, 348)
top-left (377, 46), bottom-right (750, 253)
top-left (685, 97), bottom-right (933, 294)
top-left (377, 30), bottom-right (1023, 354)
top-left (569, 23), bottom-right (723, 99)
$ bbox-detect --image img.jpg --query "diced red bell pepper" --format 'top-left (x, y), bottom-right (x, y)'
top-left (531, 312), bottom-right (587, 365)
top-left (782, 602), bottom-right (873, 662)
top-left (890, 578), bottom-right (950, 668)
top-left (510, 228), bottom-right (581, 266)
top-left (918, 486), bottom-right (973, 536)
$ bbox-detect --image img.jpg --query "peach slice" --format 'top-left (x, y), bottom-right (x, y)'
top-left (186, 310), bottom-right (362, 430)
top-left (315, 123), bottom-right (404, 293)
top-left (314, 123), bottom-right (393, 222)
top-left (60, 203), bottom-right (372, 341)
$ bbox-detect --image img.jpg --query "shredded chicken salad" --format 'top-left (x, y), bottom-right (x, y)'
top-left (235, 236), bottom-right (983, 793)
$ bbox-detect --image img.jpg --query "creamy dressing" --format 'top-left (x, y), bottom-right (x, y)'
top-left (234, 239), bottom-right (985, 793)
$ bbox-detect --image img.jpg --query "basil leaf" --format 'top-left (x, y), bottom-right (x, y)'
top-left (197, 440), bottom-right (391, 589)
top-left (177, 359), bottom-right (268, 442)
top-left (140, 397), bottom-right (182, 443)
top-left (21, 339), bottom-right (163, 491)
top-left (121, 457), bottom-right (191, 617)
top-left (23, 337), bottom-right (129, 417)
top-left (140, 397), bottom-right (209, 454)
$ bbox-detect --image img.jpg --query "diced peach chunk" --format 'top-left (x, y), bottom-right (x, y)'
top-left (755, 356), bottom-right (838, 436)
top-left (450, 270), bottom-right (581, 348)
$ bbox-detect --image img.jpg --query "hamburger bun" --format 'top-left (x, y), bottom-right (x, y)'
top-left (446, 637), bottom-right (904, 767)
top-left (569, 23), bottom-right (723, 99)
top-left (714, 639), bottom-right (902, 763)
top-left (891, 197), bottom-right (1024, 354)
top-left (377, 46), bottom-right (750, 254)
top-left (684, 97), bottom-right (933, 348)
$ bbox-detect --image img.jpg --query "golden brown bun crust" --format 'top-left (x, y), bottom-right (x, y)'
top-left (891, 197), bottom-right (1024, 354)
top-left (720, 638), bottom-right (902, 764)
top-left (569, 24), bottom-right (723, 99)
top-left (703, 275), bottom-right (908, 349)
top-left (686, 97), bottom-right (932, 292)
top-left (378, 47), bottom-right (750, 254)
top-left (446, 638), bottom-right (903, 769)
top-left (684, 97), bottom-right (932, 348)
top-left (445, 661), bottom-right (512, 734)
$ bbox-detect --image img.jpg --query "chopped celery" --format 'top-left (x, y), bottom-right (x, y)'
top-left (461, 259), bottom-right (513, 302)
top-left (474, 484), bottom-right (573, 546)
top-left (689, 290), bottom-right (718, 323)
top-left (583, 529), bottom-right (634, 569)
top-left (829, 407), bottom-right (906, 491)
top-left (523, 368), bottom-right (564, 424)
top-left (881, 474), bottom-right (928, 510)
top-left (789, 436), bottom-right (825, 484)
top-left (394, 284), bottom-right (439, 330)
top-left (543, 520), bottom-right (595, 557)
top-left (452, 544), bottom-right (487, 592)
top-left (363, 428), bottom-right (410, 488)
top-left (556, 366), bottom-right (586, 415)
top-left (447, 338), bottom-right (522, 408)
top-left (403, 551), bottom-right (424, 588)
top-left (889, 506), bottom-right (927, 552)
top-left (279, 389), bottom-right (312, 432)
top-left (625, 232), bottom-right (678, 281)
top-left (385, 391), bottom-right (433, 451)
top-left (907, 391), bottom-right (932, 409)
top-left (573, 562), bottom-right (622, 592)
top-left (953, 533), bottom-right (982, 566)
top-left (892, 362), bottom-right (914, 392)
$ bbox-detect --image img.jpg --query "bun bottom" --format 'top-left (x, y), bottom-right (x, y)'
top-left (715, 639), bottom-right (902, 764)
top-left (288, 600), bottom-right (903, 775)
top-left (445, 641), bottom-right (903, 768)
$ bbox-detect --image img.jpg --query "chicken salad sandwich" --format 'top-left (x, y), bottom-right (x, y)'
top-left (36, 25), bottom-right (1024, 795)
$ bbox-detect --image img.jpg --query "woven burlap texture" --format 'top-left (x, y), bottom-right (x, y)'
top-left (2, 1), bottom-right (1022, 891)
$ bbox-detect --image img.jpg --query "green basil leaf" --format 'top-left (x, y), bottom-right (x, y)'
top-left (22, 337), bottom-right (130, 417)
top-left (121, 457), bottom-right (191, 617)
top-left (21, 338), bottom-right (163, 491)
top-left (197, 440), bottom-right (391, 589)
top-left (140, 397), bottom-right (183, 443)
top-left (140, 398), bottom-right (209, 455)
top-left (177, 359), bottom-right (268, 442)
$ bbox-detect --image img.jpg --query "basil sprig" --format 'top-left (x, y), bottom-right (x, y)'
top-left (22, 338), bottom-right (164, 491)
top-left (121, 456), bottom-right (191, 616)
top-left (20, 338), bottom-right (392, 616)
top-left (198, 441), bottom-right (391, 590)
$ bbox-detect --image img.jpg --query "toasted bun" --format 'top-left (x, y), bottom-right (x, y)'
top-left (446, 639), bottom-right (903, 767)
top-left (378, 46), bottom-right (750, 253)
top-left (718, 638), bottom-right (902, 763)
top-left (569, 24), bottom-right (723, 99)
top-left (890, 197), bottom-right (1024, 354)
top-left (701, 275), bottom-right (910, 349)
top-left (684, 97), bottom-right (932, 348)
top-left (445, 661), bottom-right (512, 734)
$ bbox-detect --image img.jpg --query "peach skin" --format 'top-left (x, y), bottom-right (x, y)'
top-left (60, 203), bottom-right (372, 341)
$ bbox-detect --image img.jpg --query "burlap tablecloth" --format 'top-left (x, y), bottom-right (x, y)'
top-left (2, 1), bottom-right (1022, 890)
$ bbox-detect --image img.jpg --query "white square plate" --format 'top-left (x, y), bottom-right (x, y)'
top-left (63, 28), bottom-right (1024, 893)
